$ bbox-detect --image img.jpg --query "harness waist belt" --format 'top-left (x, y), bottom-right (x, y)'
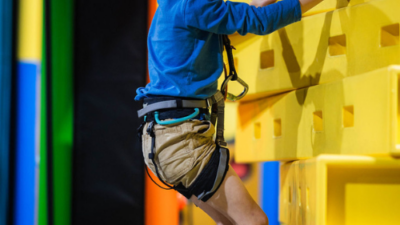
top-left (137, 99), bottom-right (208, 118)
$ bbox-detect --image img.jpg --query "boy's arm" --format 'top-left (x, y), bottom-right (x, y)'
top-left (184, 0), bottom-right (302, 36)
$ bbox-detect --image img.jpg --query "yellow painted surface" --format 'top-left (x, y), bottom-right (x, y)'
top-left (236, 88), bottom-right (307, 162)
top-left (280, 155), bottom-right (400, 225)
top-left (279, 160), bottom-right (299, 225)
top-left (181, 203), bottom-right (215, 225)
top-left (236, 66), bottom-right (400, 162)
top-left (226, 0), bottom-right (400, 101)
top-left (18, 0), bottom-right (43, 60)
top-left (224, 102), bottom-right (239, 142)
top-left (302, 0), bottom-right (372, 17)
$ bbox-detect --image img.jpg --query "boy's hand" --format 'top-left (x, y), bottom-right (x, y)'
top-left (249, 0), bottom-right (277, 7)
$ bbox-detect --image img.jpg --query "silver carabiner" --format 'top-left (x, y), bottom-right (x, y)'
top-left (220, 74), bottom-right (249, 102)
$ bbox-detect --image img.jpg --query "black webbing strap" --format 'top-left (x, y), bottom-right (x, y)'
top-left (222, 35), bottom-right (238, 81)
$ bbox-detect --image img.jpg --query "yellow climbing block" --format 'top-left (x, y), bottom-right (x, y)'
top-left (279, 155), bottom-right (400, 225)
top-left (235, 66), bottom-right (400, 162)
top-left (227, 0), bottom-right (400, 101)
top-left (235, 88), bottom-right (308, 162)
top-left (303, 0), bottom-right (373, 17)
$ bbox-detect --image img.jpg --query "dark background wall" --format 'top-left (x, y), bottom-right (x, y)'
top-left (73, 1), bottom-right (147, 224)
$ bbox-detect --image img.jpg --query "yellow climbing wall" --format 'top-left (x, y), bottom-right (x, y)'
top-left (236, 66), bottom-right (400, 162)
top-left (234, 0), bottom-right (400, 224)
top-left (229, 0), bottom-right (400, 101)
top-left (280, 155), bottom-right (400, 225)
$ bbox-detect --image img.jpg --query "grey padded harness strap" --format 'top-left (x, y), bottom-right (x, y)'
top-left (137, 99), bottom-right (208, 118)
top-left (197, 147), bottom-right (229, 201)
top-left (208, 91), bottom-right (226, 147)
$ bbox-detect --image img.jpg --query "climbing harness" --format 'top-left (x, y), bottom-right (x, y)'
top-left (137, 35), bottom-right (248, 201)
top-left (137, 92), bottom-right (229, 201)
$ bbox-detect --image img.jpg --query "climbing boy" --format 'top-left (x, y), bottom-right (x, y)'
top-left (136, 0), bottom-right (322, 224)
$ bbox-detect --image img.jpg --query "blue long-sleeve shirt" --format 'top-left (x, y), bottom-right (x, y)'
top-left (135, 0), bottom-right (302, 100)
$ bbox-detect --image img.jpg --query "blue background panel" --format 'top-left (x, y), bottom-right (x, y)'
top-left (14, 62), bottom-right (40, 225)
top-left (261, 162), bottom-right (280, 225)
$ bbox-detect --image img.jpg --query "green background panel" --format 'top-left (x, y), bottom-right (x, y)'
top-left (39, 6), bottom-right (48, 224)
top-left (51, 0), bottom-right (74, 224)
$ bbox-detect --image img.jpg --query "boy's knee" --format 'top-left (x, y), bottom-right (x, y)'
top-left (262, 215), bottom-right (269, 225)
top-left (255, 214), bottom-right (269, 225)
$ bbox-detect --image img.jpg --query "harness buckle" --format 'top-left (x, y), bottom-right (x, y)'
top-left (217, 141), bottom-right (227, 148)
top-left (148, 152), bottom-right (155, 160)
top-left (147, 121), bottom-right (155, 137)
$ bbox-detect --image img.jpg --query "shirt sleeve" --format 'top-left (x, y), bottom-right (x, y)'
top-left (184, 0), bottom-right (302, 36)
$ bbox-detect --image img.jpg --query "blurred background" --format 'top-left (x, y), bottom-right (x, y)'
top-left (0, 0), bottom-right (280, 225)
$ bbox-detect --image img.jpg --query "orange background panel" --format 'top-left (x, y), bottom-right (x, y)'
top-left (145, 168), bottom-right (179, 225)
top-left (145, 1), bottom-right (179, 225)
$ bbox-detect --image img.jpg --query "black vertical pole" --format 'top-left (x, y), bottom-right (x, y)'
top-left (7, 0), bottom-right (19, 224)
top-left (72, 1), bottom-right (148, 225)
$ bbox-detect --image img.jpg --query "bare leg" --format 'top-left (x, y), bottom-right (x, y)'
top-left (190, 198), bottom-right (234, 225)
top-left (191, 165), bottom-right (268, 225)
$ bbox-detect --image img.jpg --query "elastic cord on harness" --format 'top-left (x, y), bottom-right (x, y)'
top-left (144, 166), bottom-right (171, 190)
top-left (154, 108), bottom-right (200, 125)
top-left (146, 121), bottom-right (175, 190)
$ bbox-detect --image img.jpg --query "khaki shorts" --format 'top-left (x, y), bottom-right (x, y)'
top-left (142, 120), bottom-right (216, 188)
